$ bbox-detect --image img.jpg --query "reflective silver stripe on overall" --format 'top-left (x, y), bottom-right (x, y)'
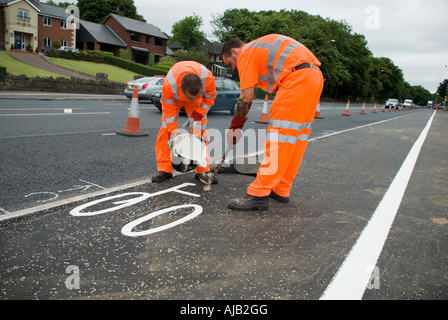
top-left (243, 36), bottom-right (302, 93)
top-left (267, 119), bottom-right (312, 144)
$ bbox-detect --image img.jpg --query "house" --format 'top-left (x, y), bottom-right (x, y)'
top-left (0, 0), bottom-right (75, 52)
top-left (168, 39), bottom-right (223, 63)
top-left (102, 13), bottom-right (168, 64)
top-left (77, 19), bottom-right (127, 57)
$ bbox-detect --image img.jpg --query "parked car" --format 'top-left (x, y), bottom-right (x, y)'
top-left (385, 98), bottom-right (401, 110)
top-left (152, 77), bottom-right (240, 114)
top-left (403, 99), bottom-right (413, 108)
top-left (427, 101), bottom-right (434, 108)
top-left (124, 77), bottom-right (164, 102)
top-left (56, 46), bottom-right (80, 53)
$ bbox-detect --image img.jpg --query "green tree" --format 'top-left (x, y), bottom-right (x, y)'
top-left (170, 14), bottom-right (206, 51)
top-left (77, 0), bottom-right (142, 24)
top-left (212, 8), bottom-right (412, 102)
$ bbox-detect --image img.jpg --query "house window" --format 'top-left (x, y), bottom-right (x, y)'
top-left (61, 40), bottom-right (68, 46)
top-left (60, 20), bottom-right (67, 29)
top-left (131, 33), bottom-right (141, 42)
top-left (43, 16), bottom-right (52, 27)
top-left (43, 37), bottom-right (52, 48)
top-left (18, 9), bottom-right (30, 21)
top-left (154, 37), bottom-right (163, 46)
top-left (146, 36), bottom-right (151, 44)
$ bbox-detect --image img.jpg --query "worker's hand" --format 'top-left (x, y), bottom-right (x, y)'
top-left (191, 111), bottom-right (203, 121)
top-left (227, 115), bottom-right (247, 147)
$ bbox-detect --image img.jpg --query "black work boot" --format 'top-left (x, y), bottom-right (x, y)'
top-left (151, 171), bottom-right (173, 183)
top-left (228, 194), bottom-right (269, 211)
top-left (269, 191), bottom-right (290, 203)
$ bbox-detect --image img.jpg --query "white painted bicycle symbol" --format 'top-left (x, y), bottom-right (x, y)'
top-left (69, 183), bottom-right (203, 238)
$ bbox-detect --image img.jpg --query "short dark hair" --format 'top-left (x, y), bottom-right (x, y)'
top-left (181, 73), bottom-right (202, 96)
top-left (221, 38), bottom-right (244, 57)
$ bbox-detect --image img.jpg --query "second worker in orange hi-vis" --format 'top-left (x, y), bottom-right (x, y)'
top-left (151, 61), bottom-right (217, 184)
top-left (222, 34), bottom-right (325, 211)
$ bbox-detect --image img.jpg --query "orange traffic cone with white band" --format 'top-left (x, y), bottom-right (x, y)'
top-left (342, 100), bottom-right (350, 116)
top-left (373, 102), bottom-right (377, 113)
top-left (314, 102), bottom-right (324, 119)
top-left (381, 104), bottom-right (385, 112)
top-left (255, 94), bottom-right (269, 124)
top-left (117, 87), bottom-right (148, 137)
top-left (360, 102), bottom-right (366, 114)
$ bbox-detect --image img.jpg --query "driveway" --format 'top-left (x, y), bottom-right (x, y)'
top-left (9, 51), bottom-right (95, 80)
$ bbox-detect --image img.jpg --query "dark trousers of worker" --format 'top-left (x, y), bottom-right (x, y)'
top-left (247, 67), bottom-right (324, 198)
top-left (155, 102), bottom-right (210, 175)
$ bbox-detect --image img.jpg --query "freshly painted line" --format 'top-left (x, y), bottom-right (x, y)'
top-left (0, 112), bottom-right (110, 116)
top-left (310, 113), bottom-right (412, 142)
top-left (320, 110), bottom-right (436, 300)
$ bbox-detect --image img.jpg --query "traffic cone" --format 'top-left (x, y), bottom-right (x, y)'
top-left (342, 100), bottom-right (350, 116)
top-left (117, 87), bottom-right (148, 137)
top-left (255, 94), bottom-right (269, 124)
top-left (360, 102), bottom-right (366, 114)
top-left (314, 102), bottom-right (324, 119)
top-left (381, 104), bottom-right (386, 112)
top-left (373, 102), bottom-right (377, 113)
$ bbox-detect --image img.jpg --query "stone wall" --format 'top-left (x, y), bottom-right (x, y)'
top-left (0, 74), bottom-right (124, 94)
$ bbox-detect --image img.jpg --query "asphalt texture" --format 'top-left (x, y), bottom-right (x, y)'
top-left (0, 98), bottom-right (446, 303)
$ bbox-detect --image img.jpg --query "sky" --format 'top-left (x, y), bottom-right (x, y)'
top-left (54, 0), bottom-right (448, 93)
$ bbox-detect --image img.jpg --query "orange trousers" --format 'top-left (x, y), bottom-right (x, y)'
top-left (155, 103), bottom-right (211, 174)
top-left (247, 67), bottom-right (324, 198)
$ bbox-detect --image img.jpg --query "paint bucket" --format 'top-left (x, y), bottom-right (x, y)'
top-left (171, 132), bottom-right (207, 172)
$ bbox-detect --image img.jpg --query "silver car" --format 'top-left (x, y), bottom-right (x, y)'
top-left (124, 77), bottom-right (164, 101)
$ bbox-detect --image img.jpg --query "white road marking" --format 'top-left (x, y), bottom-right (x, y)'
top-left (320, 110), bottom-right (436, 300)
top-left (0, 112), bottom-right (110, 116)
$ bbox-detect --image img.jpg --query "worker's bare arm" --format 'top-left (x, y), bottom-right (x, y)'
top-left (236, 87), bottom-right (255, 118)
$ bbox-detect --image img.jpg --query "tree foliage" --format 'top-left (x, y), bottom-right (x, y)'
top-left (212, 9), bottom-right (432, 103)
top-left (169, 14), bottom-right (206, 51)
top-left (77, 0), bottom-right (142, 24)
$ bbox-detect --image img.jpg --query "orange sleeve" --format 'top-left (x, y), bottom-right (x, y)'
top-left (161, 81), bottom-right (179, 134)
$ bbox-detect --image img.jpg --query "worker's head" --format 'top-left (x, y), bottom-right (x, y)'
top-left (181, 73), bottom-right (202, 101)
top-left (221, 38), bottom-right (244, 71)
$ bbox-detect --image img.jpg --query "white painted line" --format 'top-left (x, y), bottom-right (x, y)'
top-left (320, 110), bottom-right (436, 300)
top-left (310, 113), bottom-right (412, 142)
top-left (102, 133), bottom-right (117, 136)
top-left (0, 173), bottom-right (186, 222)
top-left (0, 112), bottom-right (110, 117)
top-left (78, 179), bottom-right (107, 190)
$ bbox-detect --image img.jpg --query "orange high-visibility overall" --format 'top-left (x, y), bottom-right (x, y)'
top-left (155, 61), bottom-right (217, 174)
top-left (238, 34), bottom-right (324, 198)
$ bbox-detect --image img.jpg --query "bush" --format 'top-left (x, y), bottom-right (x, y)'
top-left (0, 66), bottom-right (7, 81)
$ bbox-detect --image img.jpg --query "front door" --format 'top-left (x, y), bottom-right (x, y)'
top-left (15, 33), bottom-right (25, 50)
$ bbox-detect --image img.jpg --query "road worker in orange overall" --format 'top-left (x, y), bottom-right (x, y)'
top-left (222, 34), bottom-right (324, 210)
top-left (152, 61), bottom-right (217, 184)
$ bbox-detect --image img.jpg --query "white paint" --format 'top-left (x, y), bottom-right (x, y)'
top-left (64, 109), bottom-right (73, 114)
top-left (320, 111), bottom-right (436, 300)
top-left (24, 192), bottom-right (59, 203)
top-left (0, 112), bottom-right (110, 117)
top-left (70, 192), bottom-right (151, 216)
top-left (121, 204), bottom-right (203, 237)
top-left (69, 183), bottom-right (199, 217)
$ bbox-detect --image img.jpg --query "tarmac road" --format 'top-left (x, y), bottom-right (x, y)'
top-left (0, 98), bottom-right (446, 303)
